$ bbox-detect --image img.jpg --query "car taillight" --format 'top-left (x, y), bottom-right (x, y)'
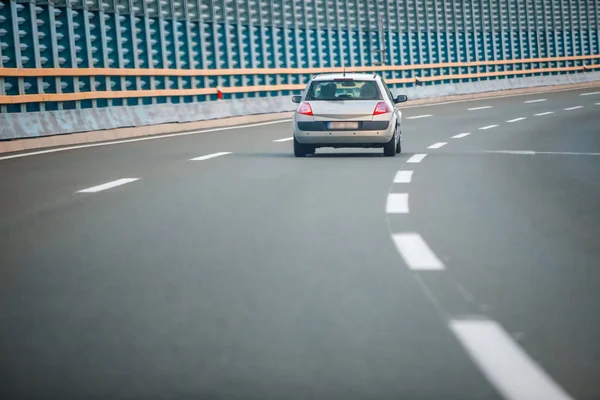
top-left (297, 102), bottom-right (313, 116)
top-left (373, 102), bottom-right (392, 115)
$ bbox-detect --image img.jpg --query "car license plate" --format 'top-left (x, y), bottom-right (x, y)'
top-left (328, 121), bottom-right (359, 130)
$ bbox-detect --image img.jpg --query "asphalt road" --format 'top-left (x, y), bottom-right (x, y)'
top-left (1, 87), bottom-right (599, 400)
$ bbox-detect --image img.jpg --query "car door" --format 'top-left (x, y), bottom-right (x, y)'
top-left (380, 79), bottom-right (401, 130)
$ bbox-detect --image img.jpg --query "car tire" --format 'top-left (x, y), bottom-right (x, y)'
top-left (396, 129), bottom-right (402, 153)
top-left (294, 138), bottom-right (310, 157)
top-left (383, 134), bottom-right (397, 157)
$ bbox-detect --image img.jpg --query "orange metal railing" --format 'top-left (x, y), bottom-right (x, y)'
top-left (0, 55), bottom-right (598, 105)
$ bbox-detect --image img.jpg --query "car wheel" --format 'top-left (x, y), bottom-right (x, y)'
top-left (294, 138), bottom-right (310, 157)
top-left (383, 133), bottom-right (397, 157)
top-left (396, 129), bottom-right (402, 153)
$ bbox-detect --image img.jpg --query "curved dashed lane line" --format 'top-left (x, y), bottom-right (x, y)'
top-left (382, 126), bottom-right (577, 400)
top-left (393, 170), bottom-right (413, 183)
top-left (391, 233), bottom-right (445, 270)
top-left (407, 154), bottom-right (427, 163)
top-left (450, 318), bottom-right (575, 400)
top-left (386, 193), bottom-right (410, 214)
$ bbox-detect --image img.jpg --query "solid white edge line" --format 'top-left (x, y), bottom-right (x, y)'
top-left (479, 125), bottom-right (499, 130)
top-left (486, 150), bottom-right (536, 155)
top-left (391, 233), bottom-right (444, 270)
top-left (486, 150), bottom-right (600, 156)
top-left (596, 103), bottom-right (600, 105)
top-left (190, 152), bottom-right (232, 161)
top-left (407, 154), bottom-right (427, 163)
top-left (506, 117), bottom-right (527, 123)
top-left (580, 91), bottom-right (600, 96)
top-left (428, 142), bottom-right (447, 149)
top-left (468, 106), bottom-right (492, 111)
top-left (406, 114), bottom-right (433, 119)
top-left (273, 137), bottom-right (294, 142)
top-left (450, 318), bottom-right (574, 400)
top-left (535, 112), bottom-right (554, 116)
top-left (0, 119), bottom-right (291, 162)
top-left (386, 193), bottom-right (409, 214)
top-left (533, 151), bottom-right (600, 156)
top-left (452, 133), bottom-right (471, 139)
top-left (77, 178), bottom-right (139, 193)
top-left (524, 99), bottom-right (547, 103)
top-left (563, 106), bottom-right (583, 111)
top-left (393, 170), bottom-right (413, 183)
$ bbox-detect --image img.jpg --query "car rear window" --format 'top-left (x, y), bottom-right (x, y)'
top-left (304, 80), bottom-right (382, 101)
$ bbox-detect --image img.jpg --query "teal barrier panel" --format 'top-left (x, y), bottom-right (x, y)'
top-left (0, 0), bottom-right (599, 113)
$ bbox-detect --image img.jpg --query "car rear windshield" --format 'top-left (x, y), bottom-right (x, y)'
top-left (304, 80), bottom-right (382, 101)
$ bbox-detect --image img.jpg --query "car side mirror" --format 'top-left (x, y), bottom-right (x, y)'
top-left (292, 95), bottom-right (302, 103)
top-left (394, 94), bottom-right (408, 104)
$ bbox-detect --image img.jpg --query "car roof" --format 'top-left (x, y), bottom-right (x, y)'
top-left (312, 73), bottom-right (379, 81)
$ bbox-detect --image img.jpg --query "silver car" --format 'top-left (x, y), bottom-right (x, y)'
top-left (292, 73), bottom-right (408, 157)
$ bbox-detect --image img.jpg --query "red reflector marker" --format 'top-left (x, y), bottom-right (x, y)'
top-left (298, 102), bottom-right (313, 116)
top-left (373, 102), bottom-right (392, 115)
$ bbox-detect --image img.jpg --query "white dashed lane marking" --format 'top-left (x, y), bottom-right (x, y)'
top-left (77, 178), bottom-right (139, 193)
top-left (479, 125), bottom-right (499, 130)
top-left (468, 106), bottom-right (492, 111)
top-left (190, 152), bottom-right (232, 161)
top-left (563, 106), bottom-right (583, 111)
top-left (535, 112), bottom-right (554, 116)
top-left (386, 193), bottom-right (409, 214)
top-left (524, 99), bottom-right (547, 103)
top-left (407, 154), bottom-right (427, 163)
top-left (506, 117), bottom-right (527, 123)
top-left (581, 91), bottom-right (600, 96)
top-left (273, 137), bottom-right (294, 142)
top-left (393, 170), bottom-right (413, 183)
top-left (391, 233), bottom-right (444, 270)
top-left (452, 133), bottom-right (471, 139)
top-left (406, 114), bottom-right (433, 120)
top-left (450, 318), bottom-right (574, 400)
top-left (428, 142), bottom-right (447, 149)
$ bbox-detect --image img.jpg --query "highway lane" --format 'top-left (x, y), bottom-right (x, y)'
top-left (1, 86), bottom-right (599, 399)
top-left (0, 134), bottom-right (497, 399)
top-left (0, 152), bottom-right (500, 400)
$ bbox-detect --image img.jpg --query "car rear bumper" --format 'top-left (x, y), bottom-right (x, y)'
top-left (297, 121), bottom-right (390, 131)
top-left (294, 121), bottom-right (394, 145)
